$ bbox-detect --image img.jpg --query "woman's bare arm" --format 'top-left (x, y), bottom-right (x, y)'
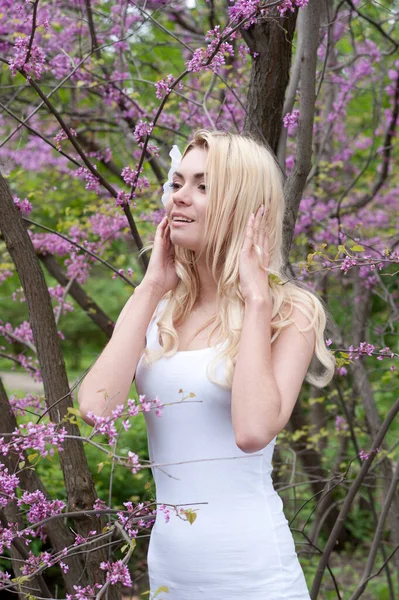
top-left (78, 216), bottom-right (177, 424)
top-left (78, 282), bottom-right (163, 423)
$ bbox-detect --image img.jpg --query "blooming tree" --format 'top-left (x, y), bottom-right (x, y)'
top-left (0, 0), bottom-right (398, 598)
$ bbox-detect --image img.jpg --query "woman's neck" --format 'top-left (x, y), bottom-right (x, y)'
top-left (195, 253), bottom-right (218, 307)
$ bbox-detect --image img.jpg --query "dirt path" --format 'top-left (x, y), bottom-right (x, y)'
top-left (0, 370), bottom-right (44, 395)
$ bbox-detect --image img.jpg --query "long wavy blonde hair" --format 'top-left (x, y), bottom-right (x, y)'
top-left (143, 130), bottom-right (335, 389)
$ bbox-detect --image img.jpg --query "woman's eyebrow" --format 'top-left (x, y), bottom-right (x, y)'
top-left (173, 171), bottom-right (205, 180)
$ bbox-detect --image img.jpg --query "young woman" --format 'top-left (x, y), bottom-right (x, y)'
top-left (79, 130), bottom-right (335, 599)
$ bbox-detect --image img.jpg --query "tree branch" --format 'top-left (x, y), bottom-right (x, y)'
top-left (282, 0), bottom-right (321, 267)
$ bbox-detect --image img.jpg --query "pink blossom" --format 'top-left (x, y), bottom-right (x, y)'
top-left (158, 503), bottom-right (171, 523)
top-left (134, 120), bottom-right (153, 145)
top-left (13, 196), bottom-right (33, 215)
top-left (9, 393), bottom-right (45, 416)
top-left (22, 551), bottom-right (53, 576)
top-left (9, 36), bottom-right (46, 79)
top-left (278, 0), bottom-right (309, 16)
top-left (340, 256), bottom-right (358, 274)
top-left (116, 190), bottom-right (136, 208)
top-left (335, 415), bottom-right (348, 431)
top-left (283, 110), bottom-right (300, 129)
top-left (359, 447), bottom-right (379, 461)
top-left (54, 127), bottom-right (77, 150)
top-left (127, 451), bottom-right (141, 474)
top-left (155, 74), bottom-right (175, 99)
top-left (0, 421), bottom-right (67, 459)
top-left (66, 583), bottom-right (102, 600)
top-left (100, 559), bottom-right (132, 586)
top-left (74, 166), bottom-right (101, 194)
top-left (0, 464), bottom-right (19, 508)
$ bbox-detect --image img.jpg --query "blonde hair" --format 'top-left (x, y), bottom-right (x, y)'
top-left (143, 130), bottom-right (335, 388)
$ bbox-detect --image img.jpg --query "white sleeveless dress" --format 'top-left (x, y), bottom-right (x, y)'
top-left (135, 302), bottom-right (310, 600)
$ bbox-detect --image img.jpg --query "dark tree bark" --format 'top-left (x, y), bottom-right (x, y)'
top-left (242, 8), bottom-right (298, 153)
top-left (0, 171), bottom-right (119, 598)
top-left (39, 252), bottom-right (114, 339)
top-left (0, 377), bottom-right (88, 593)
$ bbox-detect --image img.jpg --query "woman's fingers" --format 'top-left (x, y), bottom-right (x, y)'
top-left (242, 213), bottom-right (255, 253)
top-left (254, 206), bottom-right (264, 247)
top-left (258, 208), bottom-right (268, 263)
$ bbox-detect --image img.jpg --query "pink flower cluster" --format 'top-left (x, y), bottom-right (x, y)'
top-left (359, 447), bottom-right (379, 461)
top-left (340, 256), bottom-right (359, 274)
top-left (186, 26), bottom-right (234, 74)
top-left (17, 490), bottom-right (65, 524)
top-left (9, 36), bottom-right (46, 79)
top-left (0, 464), bottom-right (19, 508)
top-left (348, 343), bottom-right (395, 361)
top-left (121, 165), bottom-right (150, 191)
top-left (335, 415), bottom-right (348, 432)
top-left (157, 503), bottom-right (171, 523)
top-left (134, 120), bottom-right (154, 145)
top-left (155, 74), bottom-right (175, 99)
top-left (13, 195), bottom-right (33, 215)
top-left (0, 319), bottom-right (34, 346)
top-left (87, 395), bottom-right (163, 446)
top-left (115, 190), bottom-right (134, 208)
top-left (116, 500), bottom-right (153, 537)
top-left (100, 559), bottom-right (132, 587)
top-left (17, 490), bottom-right (65, 541)
top-left (66, 584), bottom-right (102, 600)
top-left (9, 393), bottom-right (45, 416)
top-left (111, 267), bottom-right (134, 281)
top-left (22, 550), bottom-right (53, 575)
top-left (283, 109), bottom-right (300, 130)
top-left (0, 269), bottom-right (13, 285)
top-left (74, 166), bottom-right (101, 194)
top-left (0, 522), bottom-right (15, 554)
top-left (0, 421), bottom-right (67, 460)
top-left (278, 0), bottom-right (309, 16)
top-left (54, 127), bottom-right (77, 150)
top-left (140, 208), bottom-right (166, 226)
top-left (229, 0), bottom-right (263, 28)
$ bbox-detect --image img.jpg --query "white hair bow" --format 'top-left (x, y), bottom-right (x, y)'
top-left (161, 144), bottom-right (182, 206)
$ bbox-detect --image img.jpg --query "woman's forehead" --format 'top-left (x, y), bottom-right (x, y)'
top-left (174, 147), bottom-right (208, 178)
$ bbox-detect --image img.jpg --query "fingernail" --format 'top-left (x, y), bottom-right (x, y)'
top-left (260, 206), bottom-right (264, 215)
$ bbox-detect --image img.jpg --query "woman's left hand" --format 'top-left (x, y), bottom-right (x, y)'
top-left (239, 206), bottom-right (271, 306)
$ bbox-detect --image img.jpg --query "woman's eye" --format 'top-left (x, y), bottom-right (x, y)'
top-left (169, 182), bottom-right (180, 190)
top-left (198, 184), bottom-right (206, 191)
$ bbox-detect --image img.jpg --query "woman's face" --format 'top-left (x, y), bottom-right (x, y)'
top-left (166, 147), bottom-right (208, 253)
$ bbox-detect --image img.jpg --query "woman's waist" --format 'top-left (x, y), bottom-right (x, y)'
top-left (153, 474), bottom-right (278, 506)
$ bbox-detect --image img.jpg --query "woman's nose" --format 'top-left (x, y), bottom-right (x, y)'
top-left (172, 187), bottom-right (191, 205)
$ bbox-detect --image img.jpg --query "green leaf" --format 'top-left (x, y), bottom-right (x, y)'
top-left (268, 274), bottom-right (282, 285)
top-left (350, 245), bottom-right (365, 252)
top-left (67, 407), bottom-right (81, 417)
top-left (154, 586), bottom-right (169, 597)
top-left (180, 509), bottom-right (197, 525)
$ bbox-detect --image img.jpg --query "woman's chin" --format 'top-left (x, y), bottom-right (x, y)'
top-left (171, 238), bottom-right (199, 253)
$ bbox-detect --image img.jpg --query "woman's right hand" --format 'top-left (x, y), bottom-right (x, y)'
top-left (140, 216), bottom-right (178, 298)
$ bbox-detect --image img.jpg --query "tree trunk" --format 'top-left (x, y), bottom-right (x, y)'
top-left (242, 8), bottom-right (298, 153)
top-left (0, 376), bottom-right (88, 593)
top-left (0, 171), bottom-right (119, 597)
